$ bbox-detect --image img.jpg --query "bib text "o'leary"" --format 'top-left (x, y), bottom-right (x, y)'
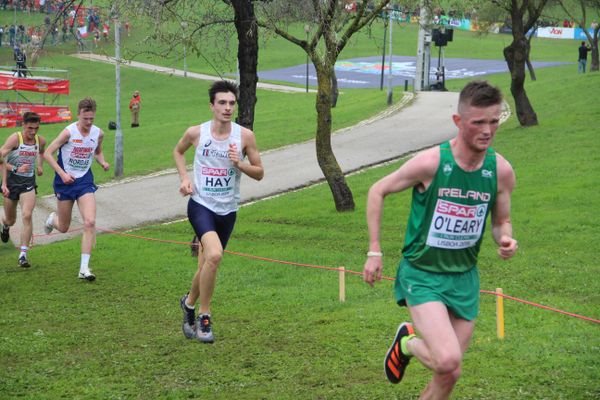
top-left (426, 199), bottom-right (488, 249)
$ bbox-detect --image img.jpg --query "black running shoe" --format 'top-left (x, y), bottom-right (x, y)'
top-left (1, 225), bottom-right (9, 243)
top-left (180, 294), bottom-right (196, 339)
top-left (18, 255), bottom-right (30, 268)
top-left (384, 322), bottom-right (415, 384)
top-left (196, 314), bottom-right (214, 343)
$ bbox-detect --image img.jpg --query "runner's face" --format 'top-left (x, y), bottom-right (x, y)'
top-left (455, 103), bottom-right (501, 153)
top-left (210, 92), bottom-right (236, 123)
top-left (77, 110), bottom-right (96, 132)
top-left (22, 122), bottom-right (40, 140)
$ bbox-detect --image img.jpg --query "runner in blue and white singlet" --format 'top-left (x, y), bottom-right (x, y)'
top-left (191, 120), bottom-right (243, 215)
top-left (54, 122), bottom-right (100, 189)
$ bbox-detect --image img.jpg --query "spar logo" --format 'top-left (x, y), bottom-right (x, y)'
top-left (436, 200), bottom-right (479, 218)
top-left (201, 167), bottom-right (228, 177)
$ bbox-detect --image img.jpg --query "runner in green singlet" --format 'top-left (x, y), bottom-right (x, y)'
top-left (363, 80), bottom-right (517, 399)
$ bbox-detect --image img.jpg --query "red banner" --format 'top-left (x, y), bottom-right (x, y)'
top-left (0, 102), bottom-right (72, 126)
top-left (0, 75), bottom-right (70, 94)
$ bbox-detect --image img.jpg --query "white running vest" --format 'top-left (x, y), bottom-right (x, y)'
top-left (58, 123), bottom-right (100, 178)
top-left (6, 132), bottom-right (40, 178)
top-left (191, 121), bottom-right (243, 215)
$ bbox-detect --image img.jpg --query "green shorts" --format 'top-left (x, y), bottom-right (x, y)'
top-left (394, 259), bottom-right (480, 321)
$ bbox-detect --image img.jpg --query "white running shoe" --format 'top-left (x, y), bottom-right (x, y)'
top-left (44, 212), bottom-right (56, 234)
top-left (78, 269), bottom-right (96, 281)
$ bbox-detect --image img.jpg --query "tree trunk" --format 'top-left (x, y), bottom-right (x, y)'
top-left (231, 0), bottom-right (258, 130)
top-left (591, 28), bottom-right (599, 72)
top-left (331, 69), bottom-right (339, 108)
top-left (314, 62), bottom-right (355, 212)
top-left (525, 56), bottom-right (536, 81)
top-left (504, 37), bottom-right (538, 126)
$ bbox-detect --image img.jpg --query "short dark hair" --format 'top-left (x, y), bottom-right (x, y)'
top-left (209, 80), bottom-right (239, 104)
top-left (78, 97), bottom-right (97, 113)
top-left (22, 111), bottom-right (40, 124)
top-left (458, 80), bottom-right (502, 112)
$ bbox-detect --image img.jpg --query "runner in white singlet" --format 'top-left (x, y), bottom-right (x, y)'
top-left (173, 80), bottom-right (264, 343)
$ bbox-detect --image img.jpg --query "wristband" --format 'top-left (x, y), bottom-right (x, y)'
top-left (367, 251), bottom-right (383, 257)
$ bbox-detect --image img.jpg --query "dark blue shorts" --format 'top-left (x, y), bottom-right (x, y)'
top-left (54, 181), bottom-right (97, 201)
top-left (187, 199), bottom-right (236, 249)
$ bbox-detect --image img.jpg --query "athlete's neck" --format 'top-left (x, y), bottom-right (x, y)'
top-left (211, 119), bottom-right (232, 139)
top-left (76, 122), bottom-right (91, 135)
top-left (450, 139), bottom-right (486, 171)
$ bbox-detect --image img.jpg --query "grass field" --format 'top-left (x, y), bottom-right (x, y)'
top-left (1, 5), bottom-right (599, 399)
top-left (1, 52), bottom-right (599, 400)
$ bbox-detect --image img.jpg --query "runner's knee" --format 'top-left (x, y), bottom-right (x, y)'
top-left (431, 351), bottom-right (462, 375)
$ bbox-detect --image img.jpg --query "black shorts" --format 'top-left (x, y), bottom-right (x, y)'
top-left (5, 180), bottom-right (37, 201)
top-left (187, 199), bottom-right (236, 249)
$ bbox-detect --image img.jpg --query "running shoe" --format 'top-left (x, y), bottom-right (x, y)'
top-left (384, 322), bottom-right (415, 384)
top-left (180, 294), bottom-right (196, 339)
top-left (18, 255), bottom-right (30, 268)
top-left (1, 224), bottom-right (9, 243)
top-left (44, 212), bottom-right (56, 234)
top-left (196, 314), bottom-right (214, 343)
top-left (78, 269), bottom-right (96, 281)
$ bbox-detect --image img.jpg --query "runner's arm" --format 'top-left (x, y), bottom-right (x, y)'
top-left (233, 128), bottom-right (263, 181)
top-left (173, 126), bottom-right (199, 196)
top-left (0, 134), bottom-right (19, 170)
top-left (363, 148), bottom-right (439, 286)
top-left (44, 129), bottom-right (74, 184)
top-left (492, 155), bottom-right (517, 260)
top-left (94, 130), bottom-right (110, 171)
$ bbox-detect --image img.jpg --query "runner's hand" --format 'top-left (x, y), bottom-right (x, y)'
top-left (101, 161), bottom-right (110, 171)
top-left (363, 256), bottom-right (383, 287)
top-left (498, 235), bottom-right (518, 260)
top-left (228, 143), bottom-right (239, 166)
top-left (179, 178), bottom-right (193, 196)
top-left (36, 165), bottom-right (43, 176)
top-left (60, 171), bottom-right (75, 185)
top-left (1, 185), bottom-right (8, 197)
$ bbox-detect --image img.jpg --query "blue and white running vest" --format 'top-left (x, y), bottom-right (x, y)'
top-left (6, 132), bottom-right (40, 178)
top-left (191, 121), bottom-right (243, 215)
top-left (57, 123), bottom-right (100, 179)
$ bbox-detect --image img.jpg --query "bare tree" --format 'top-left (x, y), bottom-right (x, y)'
top-left (557, 0), bottom-right (600, 72)
top-left (256, 0), bottom-right (391, 211)
top-left (493, 0), bottom-right (549, 126)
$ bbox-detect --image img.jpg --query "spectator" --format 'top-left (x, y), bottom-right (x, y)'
top-left (129, 91), bottom-right (141, 128)
top-left (578, 41), bottom-right (591, 73)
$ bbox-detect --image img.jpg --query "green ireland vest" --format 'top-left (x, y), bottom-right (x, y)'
top-left (402, 141), bottom-right (497, 273)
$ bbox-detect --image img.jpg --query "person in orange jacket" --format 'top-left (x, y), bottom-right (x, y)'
top-left (129, 90), bottom-right (141, 128)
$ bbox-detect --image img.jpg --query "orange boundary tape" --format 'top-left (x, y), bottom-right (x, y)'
top-left (27, 226), bottom-right (600, 325)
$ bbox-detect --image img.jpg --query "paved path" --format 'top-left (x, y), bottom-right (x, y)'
top-left (3, 90), bottom-right (461, 247)
top-left (70, 53), bottom-right (317, 93)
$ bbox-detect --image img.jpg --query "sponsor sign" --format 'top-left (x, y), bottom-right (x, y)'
top-left (0, 76), bottom-right (70, 94)
top-left (537, 27), bottom-right (574, 39)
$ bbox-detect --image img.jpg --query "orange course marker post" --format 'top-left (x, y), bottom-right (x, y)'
top-left (496, 287), bottom-right (505, 339)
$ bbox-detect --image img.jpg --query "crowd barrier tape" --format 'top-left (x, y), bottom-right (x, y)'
top-left (25, 226), bottom-right (599, 328)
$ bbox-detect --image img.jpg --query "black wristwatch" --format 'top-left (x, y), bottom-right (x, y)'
top-left (12, 165), bottom-right (17, 173)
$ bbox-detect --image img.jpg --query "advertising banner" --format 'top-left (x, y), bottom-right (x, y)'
top-left (0, 75), bottom-right (70, 94)
top-left (537, 27), bottom-right (574, 39)
top-left (0, 102), bottom-right (72, 125)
